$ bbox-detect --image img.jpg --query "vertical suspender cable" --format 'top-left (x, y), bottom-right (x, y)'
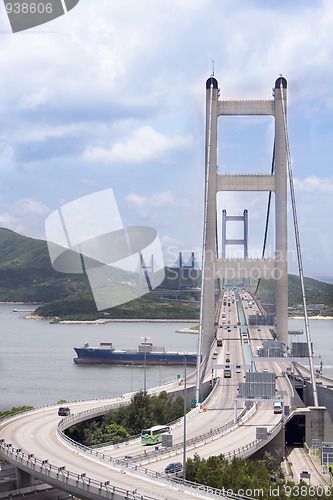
top-left (280, 84), bottom-right (319, 407)
top-left (196, 82), bottom-right (214, 406)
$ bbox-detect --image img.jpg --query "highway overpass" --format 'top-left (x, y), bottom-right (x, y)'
top-left (1, 288), bottom-right (299, 500)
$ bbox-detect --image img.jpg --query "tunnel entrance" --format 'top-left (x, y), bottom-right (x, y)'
top-left (285, 414), bottom-right (305, 446)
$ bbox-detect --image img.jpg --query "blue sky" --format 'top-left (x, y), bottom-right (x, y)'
top-left (0, 0), bottom-right (332, 279)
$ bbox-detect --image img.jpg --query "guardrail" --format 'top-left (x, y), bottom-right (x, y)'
top-left (125, 414), bottom-right (239, 463)
top-left (0, 405), bottom-right (283, 500)
top-left (57, 401), bottom-right (281, 475)
top-left (56, 431), bottom-right (259, 500)
top-left (59, 398), bottom-right (201, 451)
top-left (75, 377), bottom-right (218, 451)
top-left (0, 436), bottom-right (259, 500)
top-left (0, 355), bottom-right (285, 499)
top-left (0, 440), bottom-right (157, 500)
top-left (0, 400), bottom-right (283, 500)
top-left (58, 377), bottom-right (236, 463)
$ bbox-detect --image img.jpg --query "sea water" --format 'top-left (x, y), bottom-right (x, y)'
top-left (0, 303), bottom-right (332, 411)
top-left (0, 304), bottom-right (198, 411)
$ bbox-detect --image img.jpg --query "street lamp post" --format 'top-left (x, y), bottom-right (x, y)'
top-left (141, 336), bottom-right (150, 392)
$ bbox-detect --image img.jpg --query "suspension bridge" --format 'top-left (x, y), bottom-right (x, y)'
top-left (1, 75), bottom-right (333, 500)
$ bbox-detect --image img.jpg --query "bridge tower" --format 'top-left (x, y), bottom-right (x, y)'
top-left (200, 76), bottom-right (288, 360)
top-left (221, 209), bottom-right (249, 287)
top-left (178, 251), bottom-right (195, 291)
top-left (221, 209), bottom-right (248, 259)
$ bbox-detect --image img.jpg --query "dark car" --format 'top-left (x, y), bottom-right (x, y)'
top-left (58, 406), bottom-right (70, 416)
top-left (165, 462), bottom-right (182, 474)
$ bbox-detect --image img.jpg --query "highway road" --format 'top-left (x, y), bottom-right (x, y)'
top-left (0, 287), bottom-right (293, 499)
top-left (286, 446), bottom-right (330, 487)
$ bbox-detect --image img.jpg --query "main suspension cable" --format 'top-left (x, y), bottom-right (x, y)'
top-left (254, 142), bottom-right (275, 296)
top-left (280, 82), bottom-right (319, 407)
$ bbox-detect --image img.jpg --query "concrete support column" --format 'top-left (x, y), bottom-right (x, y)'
top-left (221, 209), bottom-right (227, 259)
top-left (202, 77), bottom-right (219, 359)
top-left (16, 468), bottom-right (34, 489)
top-left (274, 77), bottom-right (288, 346)
top-left (243, 209), bottom-right (248, 287)
top-left (243, 209), bottom-right (248, 258)
top-left (305, 406), bottom-right (333, 446)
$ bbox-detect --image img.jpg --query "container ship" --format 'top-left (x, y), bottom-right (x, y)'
top-left (73, 342), bottom-right (198, 366)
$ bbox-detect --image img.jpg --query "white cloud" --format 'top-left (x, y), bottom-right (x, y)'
top-left (0, 199), bottom-right (50, 238)
top-left (8, 123), bottom-right (90, 144)
top-left (123, 191), bottom-right (177, 230)
top-left (17, 87), bottom-right (51, 111)
top-left (83, 126), bottom-right (194, 164)
top-left (294, 175), bottom-right (333, 194)
top-left (0, 0), bottom-right (333, 277)
top-left (126, 191), bottom-right (175, 210)
top-left (13, 198), bottom-right (49, 216)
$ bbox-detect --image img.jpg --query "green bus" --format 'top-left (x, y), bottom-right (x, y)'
top-left (141, 425), bottom-right (170, 445)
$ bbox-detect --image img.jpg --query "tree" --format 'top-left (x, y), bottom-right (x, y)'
top-left (124, 390), bottom-right (153, 435)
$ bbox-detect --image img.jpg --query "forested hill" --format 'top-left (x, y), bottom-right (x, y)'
top-left (0, 228), bottom-right (89, 302)
top-left (255, 274), bottom-right (333, 313)
top-left (0, 228), bottom-right (332, 319)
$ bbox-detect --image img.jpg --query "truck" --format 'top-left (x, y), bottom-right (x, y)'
top-left (273, 402), bottom-right (282, 414)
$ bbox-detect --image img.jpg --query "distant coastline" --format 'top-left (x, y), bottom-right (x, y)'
top-left (25, 314), bottom-right (199, 325)
top-left (290, 315), bottom-right (333, 320)
top-left (25, 313), bottom-right (333, 323)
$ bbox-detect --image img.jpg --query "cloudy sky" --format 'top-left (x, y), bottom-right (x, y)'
top-left (0, 0), bottom-right (332, 279)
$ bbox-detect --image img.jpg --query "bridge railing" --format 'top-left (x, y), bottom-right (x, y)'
top-left (57, 401), bottom-right (269, 472)
top-left (0, 406), bottom-right (282, 500)
top-left (58, 397), bottom-right (202, 451)
top-left (0, 438), bottom-right (260, 500)
top-left (57, 378), bottom-right (252, 464)
top-left (0, 440), bottom-right (157, 500)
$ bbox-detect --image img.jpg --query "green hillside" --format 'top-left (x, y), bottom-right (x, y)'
top-left (288, 274), bottom-right (333, 307)
top-left (255, 274), bottom-right (333, 316)
top-left (34, 290), bottom-right (200, 321)
top-left (0, 228), bottom-right (89, 302)
top-left (0, 227), bottom-right (332, 319)
top-left (0, 228), bottom-right (200, 320)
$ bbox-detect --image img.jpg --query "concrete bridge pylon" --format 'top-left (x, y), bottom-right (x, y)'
top-left (199, 76), bottom-right (288, 363)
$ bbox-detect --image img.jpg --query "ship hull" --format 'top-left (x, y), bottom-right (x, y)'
top-left (73, 348), bottom-right (198, 366)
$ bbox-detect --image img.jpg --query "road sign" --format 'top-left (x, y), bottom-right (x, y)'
top-left (322, 443), bottom-right (333, 471)
top-left (256, 427), bottom-right (268, 440)
top-left (238, 372), bottom-right (276, 399)
top-left (162, 434), bottom-right (173, 447)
